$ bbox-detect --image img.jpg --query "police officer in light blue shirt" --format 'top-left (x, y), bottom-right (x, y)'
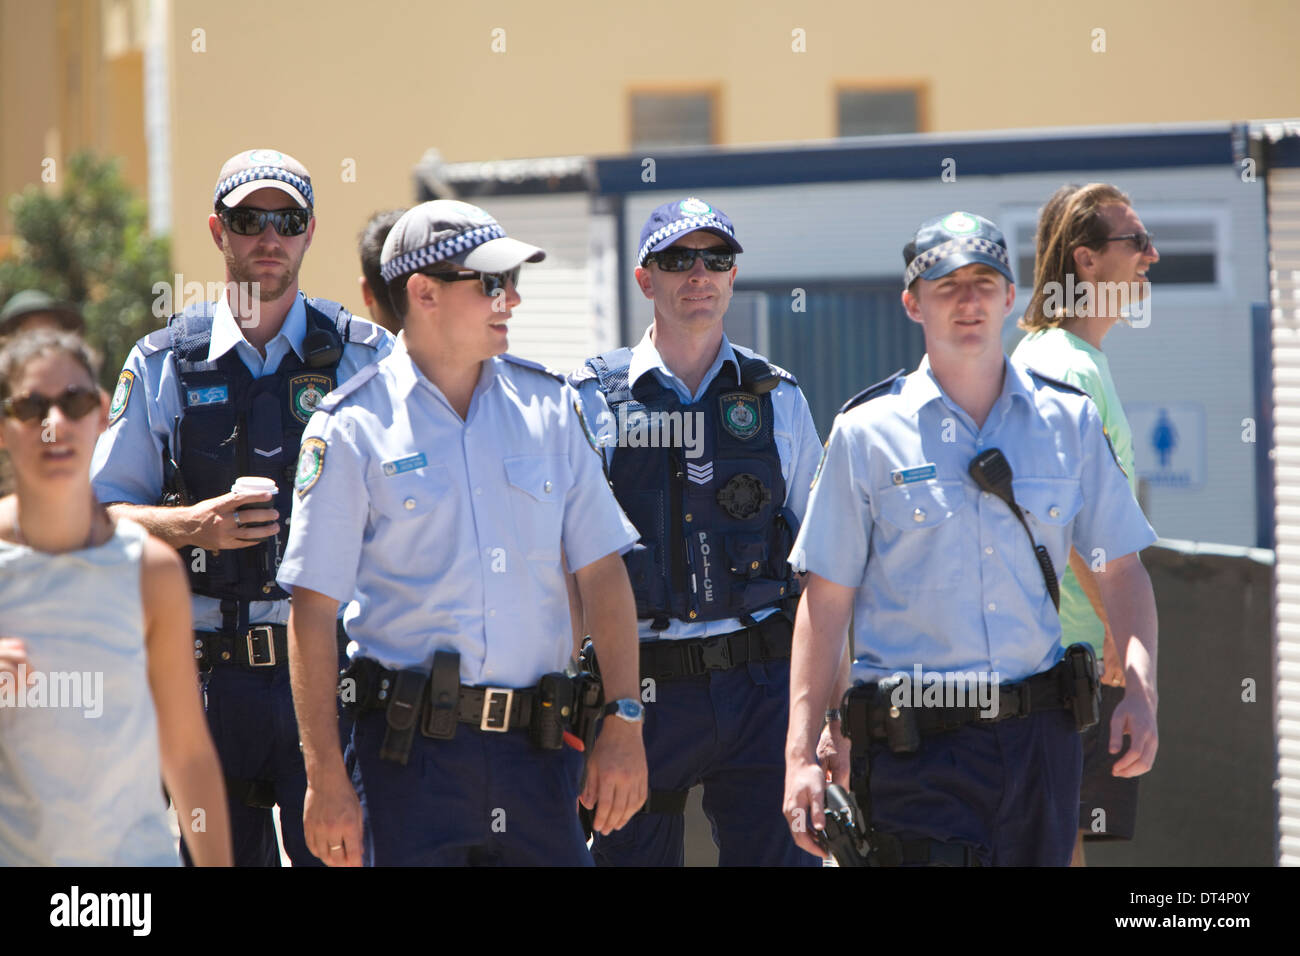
top-left (783, 211), bottom-right (1159, 867)
top-left (91, 148), bottom-right (393, 866)
top-left (571, 197), bottom-right (824, 866)
top-left (279, 200), bottom-right (648, 867)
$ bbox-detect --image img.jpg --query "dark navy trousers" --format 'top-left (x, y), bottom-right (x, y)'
top-left (180, 662), bottom-right (327, 867)
top-left (349, 709), bottom-right (592, 866)
top-left (859, 707), bottom-right (1083, 866)
top-left (591, 657), bottom-right (820, 867)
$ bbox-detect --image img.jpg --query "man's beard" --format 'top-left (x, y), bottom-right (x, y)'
top-left (224, 245), bottom-right (303, 302)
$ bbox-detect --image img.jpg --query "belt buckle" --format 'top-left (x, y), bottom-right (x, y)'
top-left (246, 625), bottom-right (277, 667)
top-left (480, 687), bottom-right (513, 732)
top-left (698, 638), bottom-right (732, 671)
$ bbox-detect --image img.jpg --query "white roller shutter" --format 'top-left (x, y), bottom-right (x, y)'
top-left (472, 194), bottom-right (597, 375)
top-left (1269, 162), bottom-right (1300, 866)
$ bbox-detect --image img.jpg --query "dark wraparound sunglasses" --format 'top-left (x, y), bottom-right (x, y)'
top-left (647, 246), bottom-right (736, 272)
top-left (220, 206), bottom-right (311, 237)
top-left (3, 386), bottom-right (100, 422)
top-left (1098, 231), bottom-right (1155, 254)
top-left (424, 266), bottom-right (521, 298)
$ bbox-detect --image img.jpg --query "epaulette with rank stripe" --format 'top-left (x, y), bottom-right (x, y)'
top-left (316, 363), bottom-right (380, 414)
top-left (838, 369), bottom-right (904, 415)
top-left (1024, 366), bottom-right (1088, 397)
top-left (345, 316), bottom-right (387, 349)
top-left (501, 352), bottom-right (564, 383)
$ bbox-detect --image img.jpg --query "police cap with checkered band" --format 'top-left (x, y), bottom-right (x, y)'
top-left (379, 200), bottom-right (546, 284)
top-left (213, 148), bottom-right (314, 211)
top-left (902, 211), bottom-right (1015, 288)
top-left (637, 197), bottom-right (743, 267)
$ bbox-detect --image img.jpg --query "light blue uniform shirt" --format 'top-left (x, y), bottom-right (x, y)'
top-left (277, 337), bottom-right (641, 688)
top-left (790, 355), bottom-right (1156, 685)
top-left (574, 329), bottom-right (823, 641)
top-left (90, 293), bottom-right (394, 631)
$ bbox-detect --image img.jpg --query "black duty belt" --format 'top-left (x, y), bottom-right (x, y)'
top-left (842, 646), bottom-right (1100, 750)
top-left (639, 613), bottom-right (793, 682)
top-left (196, 621), bottom-right (349, 670)
top-left (195, 624), bottom-right (288, 669)
top-left (354, 666), bottom-right (539, 734)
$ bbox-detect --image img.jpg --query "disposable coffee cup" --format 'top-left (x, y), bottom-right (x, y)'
top-left (232, 477), bottom-right (278, 527)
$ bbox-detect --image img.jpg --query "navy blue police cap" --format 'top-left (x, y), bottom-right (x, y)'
top-left (637, 197), bottom-right (743, 266)
top-left (902, 211), bottom-right (1014, 288)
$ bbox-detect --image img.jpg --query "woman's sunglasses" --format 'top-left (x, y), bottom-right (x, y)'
top-left (2, 385), bottom-right (100, 423)
top-left (646, 247), bottom-right (736, 272)
top-left (220, 207), bottom-right (311, 237)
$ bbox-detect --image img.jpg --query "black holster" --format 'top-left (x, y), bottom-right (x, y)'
top-left (1062, 642), bottom-right (1101, 731)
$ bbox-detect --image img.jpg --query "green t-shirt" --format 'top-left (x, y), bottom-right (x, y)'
top-left (1011, 327), bottom-right (1140, 659)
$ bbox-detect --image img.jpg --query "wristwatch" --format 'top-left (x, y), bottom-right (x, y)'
top-left (603, 698), bottom-right (645, 724)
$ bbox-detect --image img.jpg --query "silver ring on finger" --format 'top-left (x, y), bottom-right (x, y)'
top-left (329, 843), bottom-right (343, 852)
top-left (233, 512), bottom-right (243, 528)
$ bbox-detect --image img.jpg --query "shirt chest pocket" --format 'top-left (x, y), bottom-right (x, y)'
top-left (872, 479), bottom-right (967, 591)
top-left (504, 455), bottom-right (574, 561)
top-left (371, 463), bottom-right (452, 522)
top-left (1010, 477), bottom-right (1083, 583)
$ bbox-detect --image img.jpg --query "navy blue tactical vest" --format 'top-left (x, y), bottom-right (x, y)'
top-left (137, 297), bottom-right (382, 633)
top-left (573, 346), bottom-right (802, 629)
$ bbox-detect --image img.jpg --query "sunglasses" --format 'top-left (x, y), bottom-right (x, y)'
top-left (647, 246), bottom-right (736, 272)
top-left (1099, 231), bottom-right (1155, 254)
top-left (425, 266), bottom-right (521, 298)
top-left (2, 385), bottom-right (100, 423)
top-left (220, 206), bottom-right (311, 237)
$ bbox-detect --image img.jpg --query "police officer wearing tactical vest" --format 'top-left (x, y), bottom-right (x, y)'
top-left (279, 200), bottom-right (647, 866)
top-left (91, 149), bottom-right (393, 866)
top-left (571, 197), bottom-right (824, 866)
top-left (782, 211), bottom-right (1158, 866)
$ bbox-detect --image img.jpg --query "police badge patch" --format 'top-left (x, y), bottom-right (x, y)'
top-left (574, 398), bottom-right (602, 457)
top-left (295, 437), bottom-right (326, 496)
top-left (720, 392), bottom-right (760, 440)
top-left (108, 369), bottom-right (134, 426)
top-left (289, 373), bottom-right (332, 424)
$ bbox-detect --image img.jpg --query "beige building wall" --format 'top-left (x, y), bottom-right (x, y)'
top-left (5, 1), bottom-right (1299, 321)
top-left (163, 0), bottom-right (1300, 321)
top-left (0, 0), bottom-right (147, 246)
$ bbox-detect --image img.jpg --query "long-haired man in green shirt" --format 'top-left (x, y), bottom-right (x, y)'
top-left (1012, 182), bottom-right (1161, 865)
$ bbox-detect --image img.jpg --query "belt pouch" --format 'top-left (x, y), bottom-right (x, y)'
top-left (422, 650), bottom-right (461, 740)
top-left (877, 678), bottom-right (921, 754)
top-left (1062, 643), bottom-right (1101, 731)
top-left (531, 672), bottom-right (573, 750)
top-left (380, 669), bottom-right (426, 765)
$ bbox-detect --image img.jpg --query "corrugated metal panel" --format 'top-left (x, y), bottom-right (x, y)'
top-left (1269, 165), bottom-right (1300, 865)
top-left (738, 281), bottom-right (925, 436)
top-left (473, 194), bottom-right (594, 375)
top-left (623, 165), bottom-right (1267, 546)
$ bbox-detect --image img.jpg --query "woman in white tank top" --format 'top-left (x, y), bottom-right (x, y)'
top-left (0, 330), bottom-right (231, 865)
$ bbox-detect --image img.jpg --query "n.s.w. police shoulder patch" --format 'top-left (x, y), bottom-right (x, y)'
top-left (574, 398), bottom-right (602, 457)
top-left (720, 392), bottom-right (761, 440)
top-left (295, 437), bottom-right (326, 496)
top-left (108, 369), bottom-right (134, 426)
top-left (290, 373), bottom-right (332, 424)
top-left (811, 440), bottom-right (829, 490)
top-left (1102, 424), bottom-right (1128, 478)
